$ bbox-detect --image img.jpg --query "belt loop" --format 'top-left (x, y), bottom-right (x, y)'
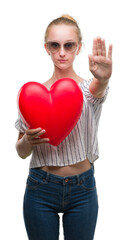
top-left (63, 177), bottom-right (66, 185)
top-left (76, 175), bottom-right (80, 185)
top-left (45, 171), bottom-right (49, 183)
top-left (91, 163), bottom-right (94, 172)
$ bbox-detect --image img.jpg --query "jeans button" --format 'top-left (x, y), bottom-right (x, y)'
top-left (65, 179), bottom-right (69, 182)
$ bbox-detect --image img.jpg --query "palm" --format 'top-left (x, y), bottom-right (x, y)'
top-left (88, 37), bottom-right (113, 82)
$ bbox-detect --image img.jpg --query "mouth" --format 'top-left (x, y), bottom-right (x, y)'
top-left (58, 59), bottom-right (67, 63)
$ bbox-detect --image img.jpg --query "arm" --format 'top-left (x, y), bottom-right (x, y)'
top-left (15, 128), bottom-right (50, 159)
top-left (88, 37), bottom-right (113, 98)
top-left (89, 77), bottom-right (109, 98)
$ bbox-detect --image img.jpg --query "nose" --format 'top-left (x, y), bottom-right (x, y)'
top-left (59, 45), bottom-right (66, 57)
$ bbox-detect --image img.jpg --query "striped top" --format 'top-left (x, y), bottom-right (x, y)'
top-left (15, 78), bottom-right (109, 168)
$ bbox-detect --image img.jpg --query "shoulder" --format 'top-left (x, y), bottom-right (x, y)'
top-left (75, 76), bottom-right (86, 84)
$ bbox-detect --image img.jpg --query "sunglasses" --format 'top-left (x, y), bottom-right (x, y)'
top-left (46, 41), bottom-right (78, 53)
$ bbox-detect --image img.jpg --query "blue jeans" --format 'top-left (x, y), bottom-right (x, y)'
top-left (23, 165), bottom-right (98, 240)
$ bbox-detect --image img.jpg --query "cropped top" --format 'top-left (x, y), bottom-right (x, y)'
top-left (15, 78), bottom-right (109, 168)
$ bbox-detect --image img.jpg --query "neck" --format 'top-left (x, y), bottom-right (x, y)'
top-left (50, 66), bottom-right (79, 83)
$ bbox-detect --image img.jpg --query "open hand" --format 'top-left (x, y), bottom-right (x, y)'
top-left (88, 37), bottom-right (113, 82)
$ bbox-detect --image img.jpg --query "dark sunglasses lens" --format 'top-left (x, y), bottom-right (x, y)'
top-left (64, 42), bottom-right (77, 52)
top-left (47, 42), bottom-right (60, 52)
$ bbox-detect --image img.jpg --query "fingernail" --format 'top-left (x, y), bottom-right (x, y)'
top-left (43, 130), bottom-right (46, 133)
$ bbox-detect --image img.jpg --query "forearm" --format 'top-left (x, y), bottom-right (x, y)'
top-left (89, 77), bottom-right (109, 98)
top-left (15, 134), bottom-right (33, 159)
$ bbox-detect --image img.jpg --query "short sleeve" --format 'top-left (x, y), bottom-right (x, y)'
top-left (81, 78), bottom-right (109, 104)
top-left (15, 113), bottom-right (28, 133)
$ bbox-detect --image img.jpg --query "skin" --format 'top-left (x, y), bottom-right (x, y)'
top-left (44, 25), bottom-right (83, 82)
top-left (89, 37), bottom-right (112, 98)
top-left (16, 24), bottom-right (112, 176)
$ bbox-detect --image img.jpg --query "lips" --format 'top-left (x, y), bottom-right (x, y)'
top-left (58, 59), bottom-right (67, 63)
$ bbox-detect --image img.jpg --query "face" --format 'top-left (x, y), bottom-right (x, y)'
top-left (45, 24), bottom-right (82, 70)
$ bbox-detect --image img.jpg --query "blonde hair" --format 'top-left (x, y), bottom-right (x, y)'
top-left (44, 14), bottom-right (82, 43)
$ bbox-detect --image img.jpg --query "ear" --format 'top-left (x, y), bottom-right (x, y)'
top-left (44, 43), bottom-right (50, 55)
top-left (76, 43), bottom-right (82, 55)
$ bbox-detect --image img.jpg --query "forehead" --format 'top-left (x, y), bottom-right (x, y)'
top-left (47, 24), bottom-right (78, 42)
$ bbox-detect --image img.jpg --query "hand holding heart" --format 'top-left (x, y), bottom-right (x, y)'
top-left (24, 128), bottom-right (50, 146)
top-left (18, 78), bottom-right (83, 146)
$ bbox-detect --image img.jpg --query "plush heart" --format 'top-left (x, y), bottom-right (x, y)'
top-left (18, 78), bottom-right (83, 146)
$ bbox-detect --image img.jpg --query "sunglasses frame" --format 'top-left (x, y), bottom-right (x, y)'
top-left (46, 41), bottom-right (78, 53)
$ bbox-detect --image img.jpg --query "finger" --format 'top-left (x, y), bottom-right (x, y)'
top-left (27, 130), bottom-right (46, 141)
top-left (26, 128), bottom-right (44, 135)
top-left (97, 37), bottom-right (102, 56)
top-left (102, 39), bottom-right (106, 57)
top-left (92, 55), bottom-right (111, 64)
top-left (92, 38), bottom-right (97, 56)
top-left (30, 138), bottom-right (50, 145)
top-left (108, 44), bottom-right (113, 60)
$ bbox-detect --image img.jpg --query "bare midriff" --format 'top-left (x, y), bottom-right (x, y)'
top-left (39, 157), bottom-right (91, 177)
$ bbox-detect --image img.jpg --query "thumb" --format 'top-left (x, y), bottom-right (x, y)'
top-left (88, 54), bottom-right (93, 60)
top-left (88, 55), bottom-right (94, 68)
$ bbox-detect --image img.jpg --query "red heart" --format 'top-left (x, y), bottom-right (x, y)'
top-left (18, 78), bottom-right (83, 146)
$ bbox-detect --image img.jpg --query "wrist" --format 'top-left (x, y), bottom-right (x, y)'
top-left (93, 77), bottom-right (109, 85)
top-left (16, 134), bottom-right (33, 159)
top-left (89, 77), bottom-right (109, 98)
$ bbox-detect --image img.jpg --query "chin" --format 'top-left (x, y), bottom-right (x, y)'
top-left (55, 63), bottom-right (72, 70)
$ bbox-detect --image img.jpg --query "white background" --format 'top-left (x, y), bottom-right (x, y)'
top-left (0, 0), bottom-right (127, 239)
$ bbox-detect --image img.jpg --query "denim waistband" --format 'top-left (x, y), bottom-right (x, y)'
top-left (29, 164), bottom-right (94, 185)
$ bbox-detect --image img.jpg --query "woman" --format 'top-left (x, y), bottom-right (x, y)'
top-left (15, 15), bottom-right (112, 240)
